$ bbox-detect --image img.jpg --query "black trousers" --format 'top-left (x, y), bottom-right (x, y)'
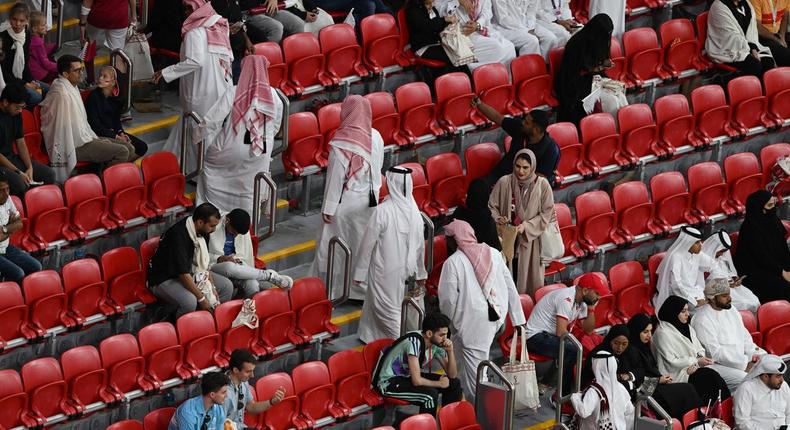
top-left (381, 372), bottom-right (463, 415)
top-left (726, 54), bottom-right (775, 79)
top-left (418, 45), bottom-right (471, 85)
top-left (759, 36), bottom-right (790, 67)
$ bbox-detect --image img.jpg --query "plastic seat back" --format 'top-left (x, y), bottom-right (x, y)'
top-left (140, 152), bottom-right (190, 213)
top-left (609, 261), bottom-right (649, 316)
top-left (103, 163), bottom-right (152, 223)
top-left (691, 85), bottom-right (731, 140)
top-left (253, 287), bottom-right (297, 351)
top-left (580, 113), bottom-right (620, 168)
top-left (283, 112), bottom-right (325, 178)
top-left (138, 322), bottom-right (187, 383)
top-left (548, 47), bottom-right (564, 82)
top-left (464, 142), bottom-right (501, 182)
top-left (739, 309), bottom-right (762, 346)
top-left (575, 191), bottom-right (617, 247)
top-left (399, 162), bottom-right (432, 214)
top-left (473, 63), bottom-right (515, 115)
top-left (555, 202), bottom-right (578, 257)
top-left (254, 42), bottom-right (287, 90)
top-left (547, 122), bottom-right (582, 177)
top-left (108, 420), bottom-right (144, 430)
top-left (401, 414), bottom-right (438, 430)
top-left (143, 407), bottom-right (176, 430)
top-left (290, 277), bottom-right (338, 338)
top-left (623, 27), bottom-right (664, 81)
top-left (61, 345), bottom-right (111, 407)
top-left (293, 361), bottom-right (337, 422)
top-left (395, 82), bottom-right (441, 141)
top-left (328, 349), bottom-right (371, 409)
top-left (724, 152), bottom-right (762, 208)
top-left (21, 357), bottom-right (69, 418)
top-left (757, 300), bottom-right (790, 335)
top-left (659, 19), bottom-right (699, 74)
top-left (62, 258), bottom-right (109, 319)
top-left (498, 294), bottom-right (534, 358)
top-left (363, 338), bottom-right (394, 372)
top-left (255, 373), bottom-right (300, 429)
top-left (100, 334), bottom-right (147, 394)
top-left (360, 14), bottom-right (402, 71)
top-left (0, 369), bottom-right (28, 429)
top-left (618, 103), bottom-right (659, 158)
top-left (0, 282), bottom-right (28, 343)
top-left (101, 246), bottom-right (152, 307)
top-left (139, 237), bottom-right (160, 281)
top-left (282, 32), bottom-right (326, 90)
top-left (760, 143), bottom-right (790, 185)
top-left (728, 75), bottom-right (768, 129)
top-left (64, 174), bottom-right (111, 233)
top-left (435, 72), bottom-right (480, 129)
top-left (22, 270), bottom-right (67, 331)
top-left (654, 94), bottom-right (696, 149)
top-left (647, 252), bottom-right (665, 299)
top-left (317, 102), bottom-right (342, 143)
top-left (8, 195), bottom-right (26, 248)
top-left (215, 300), bottom-right (259, 356)
top-left (535, 283), bottom-right (568, 302)
top-left (612, 181), bottom-right (655, 237)
top-left (24, 184), bottom-right (70, 245)
top-left (176, 310), bottom-right (224, 371)
top-left (320, 23), bottom-right (364, 80)
top-left (511, 54), bottom-right (556, 110)
top-left (607, 37), bottom-right (627, 81)
top-left (364, 92), bottom-right (403, 147)
top-left (650, 171), bottom-right (692, 227)
top-left (764, 66), bottom-right (790, 120)
top-left (438, 400), bottom-right (481, 430)
top-left (425, 152), bottom-right (465, 211)
top-left (687, 162), bottom-right (728, 216)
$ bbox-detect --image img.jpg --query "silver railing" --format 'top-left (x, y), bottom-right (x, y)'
top-left (476, 361), bottom-right (514, 430)
top-left (252, 172), bottom-right (277, 239)
top-left (555, 332), bottom-right (584, 426)
top-left (326, 236), bottom-right (350, 306)
top-left (110, 49), bottom-right (133, 113)
top-left (421, 212), bottom-right (434, 273)
top-left (179, 112), bottom-right (205, 180)
top-left (634, 396), bottom-right (673, 430)
top-left (400, 296), bottom-right (424, 336)
top-left (272, 88), bottom-right (289, 157)
top-left (54, 0), bottom-right (64, 51)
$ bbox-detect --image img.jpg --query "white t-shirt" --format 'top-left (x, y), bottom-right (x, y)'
top-left (526, 287), bottom-right (588, 338)
top-left (0, 197), bottom-right (18, 254)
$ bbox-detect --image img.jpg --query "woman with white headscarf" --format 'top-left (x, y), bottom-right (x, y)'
top-left (196, 55), bottom-right (283, 215)
top-left (701, 229), bottom-right (760, 313)
top-left (571, 351), bottom-right (634, 430)
top-left (311, 95), bottom-right (384, 300)
top-left (653, 226), bottom-right (714, 312)
top-left (354, 166), bottom-right (427, 344)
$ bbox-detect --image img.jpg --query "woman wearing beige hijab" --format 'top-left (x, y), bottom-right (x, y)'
top-left (488, 148), bottom-right (554, 296)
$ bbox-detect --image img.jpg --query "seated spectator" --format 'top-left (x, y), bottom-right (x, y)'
top-left (570, 351), bottom-right (634, 430)
top-left (0, 176), bottom-right (40, 282)
top-left (0, 83), bottom-right (54, 196)
top-left (372, 313), bottom-right (462, 419)
top-left (85, 66), bottom-right (147, 159)
top-left (653, 226), bottom-right (712, 312)
top-left (285, 0), bottom-right (333, 36)
top-left (707, 0), bottom-right (775, 78)
top-left (310, 0), bottom-right (390, 30)
top-left (223, 349), bottom-right (285, 428)
top-left (210, 0), bottom-right (255, 82)
top-left (751, 0), bottom-right (790, 66)
top-left (525, 275), bottom-right (605, 400)
top-left (490, 0), bottom-right (541, 57)
top-left (28, 11), bottom-right (56, 83)
top-left (147, 203), bottom-right (234, 318)
top-left (170, 371), bottom-right (228, 430)
top-left (404, 0), bottom-right (468, 83)
top-left (488, 149), bottom-right (555, 295)
top-left (581, 324), bottom-right (631, 389)
top-left (471, 99), bottom-right (559, 185)
top-left (452, 178), bottom-right (501, 251)
top-left (652, 295), bottom-right (732, 405)
top-left (208, 208), bottom-right (293, 298)
top-left (588, 0), bottom-right (625, 37)
top-left (434, 0), bottom-right (515, 70)
top-left (700, 229), bottom-right (760, 313)
top-left (691, 278), bottom-right (766, 392)
top-left (734, 190), bottom-right (790, 303)
top-left (733, 354), bottom-right (790, 430)
top-left (554, 13), bottom-right (613, 125)
top-left (535, 0), bottom-right (575, 50)
top-left (40, 55), bottom-right (136, 182)
top-left (243, 0), bottom-right (305, 43)
top-left (0, 3), bottom-right (46, 107)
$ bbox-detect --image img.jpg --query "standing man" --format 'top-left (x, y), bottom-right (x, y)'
top-left (223, 349), bottom-right (286, 429)
top-left (751, 0), bottom-right (790, 66)
top-left (169, 371), bottom-right (228, 430)
top-left (733, 354), bottom-right (790, 430)
top-left (471, 97), bottom-right (560, 186)
top-left (438, 219), bottom-right (526, 400)
top-left (354, 166), bottom-right (427, 344)
top-left (147, 202), bottom-right (234, 318)
top-left (0, 176), bottom-right (40, 282)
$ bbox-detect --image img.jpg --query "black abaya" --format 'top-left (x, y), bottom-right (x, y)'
top-left (452, 178), bottom-right (502, 251)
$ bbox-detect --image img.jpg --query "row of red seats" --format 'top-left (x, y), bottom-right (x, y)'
top-left (105, 407), bottom-right (175, 430)
top-left (372, 403), bottom-right (480, 430)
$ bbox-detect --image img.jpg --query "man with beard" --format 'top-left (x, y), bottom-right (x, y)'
top-left (733, 354), bottom-right (790, 430)
top-left (691, 278), bottom-right (766, 392)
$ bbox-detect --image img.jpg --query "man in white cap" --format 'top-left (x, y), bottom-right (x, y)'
top-left (733, 354), bottom-right (790, 430)
top-left (691, 277), bottom-right (766, 392)
top-left (701, 229), bottom-right (760, 313)
top-left (654, 226), bottom-right (714, 311)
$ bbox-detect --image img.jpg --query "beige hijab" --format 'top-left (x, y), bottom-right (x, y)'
top-left (511, 149), bottom-right (538, 223)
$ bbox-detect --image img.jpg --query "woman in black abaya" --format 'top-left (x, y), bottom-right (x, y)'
top-left (452, 178), bottom-right (501, 251)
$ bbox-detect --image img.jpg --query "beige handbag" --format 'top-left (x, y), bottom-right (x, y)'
top-left (501, 326), bottom-right (540, 413)
top-left (440, 23), bottom-right (475, 67)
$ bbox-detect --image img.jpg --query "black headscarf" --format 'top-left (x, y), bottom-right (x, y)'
top-left (582, 324), bottom-right (630, 387)
top-left (658, 296), bottom-right (691, 341)
top-left (452, 178), bottom-right (502, 251)
top-left (626, 314), bottom-right (655, 353)
top-left (735, 190), bottom-right (790, 285)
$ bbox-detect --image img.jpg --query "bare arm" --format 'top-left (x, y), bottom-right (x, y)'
top-left (245, 388), bottom-right (284, 414)
top-left (471, 97), bottom-right (504, 126)
top-left (756, 22), bottom-right (778, 40)
top-left (408, 355), bottom-right (447, 388)
top-left (5, 213), bottom-right (22, 234)
top-left (129, 0), bottom-right (138, 24)
top-left (555, 317), bottom-right (569, 337)
top-left (581, 309), bottom-right (596, 334)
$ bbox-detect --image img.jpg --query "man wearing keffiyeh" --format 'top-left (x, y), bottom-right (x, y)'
top-left (733, 354), bottom-right (790, 430)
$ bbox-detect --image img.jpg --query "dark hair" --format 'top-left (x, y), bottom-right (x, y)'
top-left (528, 110), bottom-right (550, 132)
top-left (9, 2), bottom-right (30, 19)
top-left (0, 175), bottom-right (9, 185)
top-left (227, 209), bottom-right (251, 235)
top-left (1, 82), bottom-right (28, 104)
top-left (57, 54), bottom-right (82, 75)
top-left (515, 153), bottom-right (532, 164)
top-left (445, 235), bottom-right (458, 256)
top-left (201, 371), bottom-right (229, 395)
top-left (193, 202), bottom-right (221, 223)
top-left (229, 349), bottom-right (256, 372)
top-left (422, 312), bottom-right (451, 334)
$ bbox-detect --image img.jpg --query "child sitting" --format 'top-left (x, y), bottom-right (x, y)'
top-left (28, 11), bottom-right (56, 83)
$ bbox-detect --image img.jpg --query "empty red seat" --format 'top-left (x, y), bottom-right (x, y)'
top-left (22, 270), bottom-right (81, 331)
top-left (61, 345), bottom-right (121, 407)
top-left (0, 282), bottom-right (40, 346)
top-left (100, 333), bottom-right (158, 394)
top-left (140, 152), bottom-right (192, 215)
top-left (555, 202), bottom-right (584, 258)
top-left (401, 414), bottom-right (438, 430)
top-left (438, 400), bottom-right (481, 430)
top-left (101, 246), bottom-right (156, 308)
top-left (687, 162), bottom-right (736, 218)
top-left (659, 19), bottom-right (703, 77)
top-left (760, 143), bottom-right (790, 185)
top-left (691, 85), bottom-right (740, 141)
top-left (254, 42), bottom-right (290, 95)
top-left (253, 287), bottom-right (304, 355)
top-left (283, 112), bottom-right (327, 179)
top-left (728, 75), bottom-right (780, 132)
top-left (395, 82), bottom-right (444, 144)
top-left (21, 357), bottom-right (83, 421)
top-left (21, 109), bottom-right (49, 165)
top-left (365, 92), bottom-right (407, 147)
top-left (319, 23), bottom-right (369, 82)
top-left (607, 37), bottom-right (629, 85)
top-left (290, 277), bottom-right (340, 342)
top-left (547, 122), bottom-right (591, 179)
top-left (612, 181), bottom-right (665, 237)
top-left (64, 173), bottom-right (116, 237)
top-left (254, 372), bottom-right (301, 430)
top-left (510, 54), bottom-right (558, 111)
top-left (215, 300), bottom-right (267, 357)
top-left (576, 191), bottom-right (629, 251)
top-left (328, 349), bottom-right (383, 410)
top-left (143, 407), bottom-right (176, 430)
top-left (647, 252), bottom-right (665, 300)
top-left (654, 94), bottom-right (704, 151)
top-left (435, 72), bottom-right (487, 133)
top-left (400, 162), bottom-right (438, 217)
top-left (609, 261), bottom-right (653, 320)
top-left (176, 310), bottom-right (229, 371)
top-left (360, 14), bottom-right (407, 74)
top-left (425, 153), bottom-right (465, 214)
top-left (548, 47), bottom-right (564, 85)
top-left (138, 322), bottom-right (198, 385)
top-left (293, 361), bottom-right (349, 426)
top-left (757, 300), bottom-right (790, 344)
top-left (580, 113), bottom-right (632, 173)
top-left (102, 163), bottom-right (157, 226)
top-left (739, 309), bottom-right (762, 347)
top-left (617, 103), bottom-right (671, 159)
top-left (317, 102), bottom-right (342, 144)
top-left (0, 369), bottom-right (36, 428)
top-left (473, 63), bottom-right (519, 116)
top-left (764, 66), bottom-right (790, 123)
top-left (464, 142), bottom-right (501, 183)
top-left (23, 184), bottom-right (78, 251)
top-left (650, 171), bottom-right (700, 229)
top-left (284, 32), bottom-right (335, 94)
top-left (724, 152), bottom-right (762, 212)
top-left (622, 27), bottom-right (670, 86)
top-left (108, 420), bottom-right (144, 430)
top-left (62, 258), bottom-right (121, 319)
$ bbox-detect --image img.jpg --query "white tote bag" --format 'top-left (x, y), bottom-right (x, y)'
top-left (501, 327), bottom-right (539, 413)
top-left (540, 208), bottom-right (564, 263)
top-left (440, 23), bottom-right (475, 67)
top-left (124, 28), bottom-right (155, 81)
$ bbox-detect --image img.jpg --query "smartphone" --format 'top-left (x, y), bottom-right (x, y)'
top-left (29, 181), bottom-right (44, 186)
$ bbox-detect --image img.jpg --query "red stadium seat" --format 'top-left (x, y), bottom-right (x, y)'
top-left (23, 185), bottom-right (78, 251)
top-left (8, 195), bottom-right (27, 249)
top-left (547, 122), bottom-right (592, 179)
top-left (102, 163), bottom-right (157, 226)
top-left (108, 420), bottom-right (144, 430)
top-left (320, 23), bottom-right (369, 82)
top-left (0, 282), bottom-right (37, 346)
top-left (363, 338), bottom-right (393, 372)
top-left (21, 357), bottom-right (83, 421)
top-left (473, 63), bottom-right (519, 116)
top-left (254, 373), bottom-right (301, 430)
top-left (659, 19), bottom-right (703, 77)
top-left (724, 152), bottom-right (762, 212)
top-left (61, 345), bottom-right (121, 407)
top-left (395, 82), bottom-right (444, 144)
top-left (739, 309), bottom-right (761, 347)
top-left (464, 142), bottom-right (501, 183)
top-left (100, 333), bottom-right (158, 394)
top-left (647, 252), bottom-right (665, 300)
top-left (609, 261), bottom-right (652, 320)
top-left (580, 113), bottom-right (632, 172)
top-left (622, 27), bottom-right (670, 86)
top-left (290, 278), bottom-right (340, 342)
top-left (138, 322), bottom-right (198, 384)
top-left (764, 67), bottom-right (790, 123)
top-left (62, 258), bottom-right (121, 319)
top-left (548, 47), bottom-right (564, 85)
top-left (361, 14), bottom-right (408, 74)
top-left (140, 152), bottom-right (192, 215)
top-left (215, 300), bottom-right (267, 357)
top-left (293, 361), bottom-right (349, 425)
top-left (721, 397), bottom-right (734, 427)
top-left (728, 75), bottom-right (780, 132)
top-left (21, 109), bottom-right (49, 165)
top-left (283, 112), bottom-right (327, 179)
top-left (425, 234), bottom-right (448, 296)
top-left (22, 270), bottom-right (81, 331)
top-left (691, 85), bottom-right (740, 141)
top-left (760, 143), bottom-right (790, 185)
top-left (510, 54), bottom-right (558, 111)
top-left (399, 162), bottom-right (438, 217)
top-left (401, 414), bottom-right (438, 430)
top-left (607, 37), bottom-right (629, 85)
top-left (253, 287), bottom-right (304, 355)
top-left (617, 103), bottom-right (671, 159)
top-left (438, 400), bottom-right (481, 430)
top-left (176, 310), bottom-right (229, 371)
top-left (650, 171), bottom-right (700, 229)
top-left (694, 12), bottom-right (737, 73)
top-left (612, 181), bottom-right (665, 237)
top-left (64, 174), bottom-right (117, 237)
top-left (282, 32), bottom-right (333, 94)
top-left (254, 42), bottom-right (291, 95)
top-left (101, 246), bottom-right (156, 308)
top-left (139, 237), bottom-right (159, 282)
top-left (575, 191), bottom-right (629, 252)
top-left (365, 92), bottom-right (407, 147)
top-left (555, 203), bottom-right (584, 258)
top-left (143, 407), bottom-right (176, 430)
top-left (687, 162), bottom-right (736, 218)
top-left (654, 94), bottom-right (704, 151)
top-left (317, 102), bottom-right (342, 144)
top-left (425, 153), bottom-right (465, 214)
top-left (435, 72), bottom-right (487, 133)
top-left (0, 369), bottom-right (36, 428)
top-left (328, 349), bottom-right (383, 410)
top-left (757, 301), bottom-right (790, 350)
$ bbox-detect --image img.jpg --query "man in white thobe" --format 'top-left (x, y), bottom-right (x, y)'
top-left (654, 226), bottom-right (714, 312)
top-left (436, 0), bottom-right (517, 69)
top-left (589, 0), bottom-right (626, 38)
top-left (490, 0), bottom-right (541, 57)
top-left (691, 278), bottom-right (766, 393)
top-left (438, 219), bottom-right (526, 401)
top-left (153, 0), bottom-right (234, 172)
top-left (733, 354), bottom-right (790, 430)
top-left (196, 55), bottom-right (283, 215)
top-left (701, 229), bottom-right (760, 314)
top-left (535, 0), bottom-right (575, 52)
top-left (354, 167), bottom-right (427, 344)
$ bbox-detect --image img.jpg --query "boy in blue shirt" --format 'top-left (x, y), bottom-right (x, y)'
top-left (169, 372), bottom-right (229, 430)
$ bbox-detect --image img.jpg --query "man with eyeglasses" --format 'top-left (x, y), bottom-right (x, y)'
top-left (169, 371), bottom-right (228, 430)
top-left (223, 349), bottom-right (285, 429)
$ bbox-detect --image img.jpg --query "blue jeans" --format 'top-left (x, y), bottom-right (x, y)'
top-left (312, 0), bottom-right (391, 26)
top-left (0, 245), bottom-right (42, 282)
top-left (527, 331), bottom-right (576, 394)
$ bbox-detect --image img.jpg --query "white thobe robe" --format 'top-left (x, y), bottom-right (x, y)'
top-left (354, 199), bottom-right (427, 344)
top-left (570, 384), bottom-right (635, 430)
top-left (706, 256), bottom-right (760, 314)
top-left (654, 251), bottom-right (713, 311)
top-left (706, 0), bottom-right (771, 64)
top-left (438, 248), bottom-right (526, 400)
top-left (535, 0), bottom-right (572, 55)
top-left (734, 378), bottom-right (790, 430)
top-left (589, 0), bottom-right (626, 38)
top-left (691, 304), bottom-right (765, 392)
top-left (196, 87), bottom-right (283, 215)
top-left (490, 0), bottom-right (541, 56)
top-left (161, 21), bottom-right (233, 172)
top-left (310, 131), bottom-right (384, 300)
top-left (436, 0), bottom-right (517, 69)
top-left (652, 322), bottom-right (707, 383)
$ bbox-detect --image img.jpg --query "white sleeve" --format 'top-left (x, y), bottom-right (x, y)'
top-left (570, 389), bottom-right (600, 418)
top-left (352, 210), bottom-right (381, 282)
top-left (733, 383), bottom-right (760, 430)
top-left (321, 147), bottom-right (348, 216)
top-left (438, 258), bottom-right (461, 326)
top-left (670, 263), bottom-right (702, 303)
top-left (415, 229), bottom-right (428, 281)
top-left (478, 0), bottom-right (494, 29)
top-left (536, 0), bottom-right (555, 22)
top-left (784, 384), bottom-right (790, 426)
top-left (161, 29), bottom-right (205, 83)
top-left (694, 316), bottom-right (748, 370)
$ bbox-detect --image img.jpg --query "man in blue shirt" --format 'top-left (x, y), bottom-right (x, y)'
top-left (169, 372), bottom-right (229, 430)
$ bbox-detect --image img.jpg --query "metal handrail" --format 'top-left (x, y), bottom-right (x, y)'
top-left (140, 0), bottom-right (148, 30)
top-left (54, 0), bottom-right (64, 51)
top-left (555, 332), bottom-right (583, 425)
top-left (271, 88), bottom-right (289, 157)
top-left (252, 172), bottom-right (277, 239)
top-left (475, 361), bottom-right (514, 430)
top-left (400, 297), bottom-right (424, 336)
top-left (110, 49), bottom-right (133, 113)
top-left (326, 236), bottom-right (351, 306)
top-left (421, 212), bottom-right (434, 273)
top-left (179, 112), bottom-right (205, 180)
top-left (634, 396), bottom-right (673, 430)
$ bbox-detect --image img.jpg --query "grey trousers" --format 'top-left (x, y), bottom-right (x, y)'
top-left (210, 261), bottom-right (267, 298)
top-left (152, 275), bottom-right (234, 317)
top-left (75, 138), bottom-right (136, 167)
top-left (246, 10), bottom-right (305, 43)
